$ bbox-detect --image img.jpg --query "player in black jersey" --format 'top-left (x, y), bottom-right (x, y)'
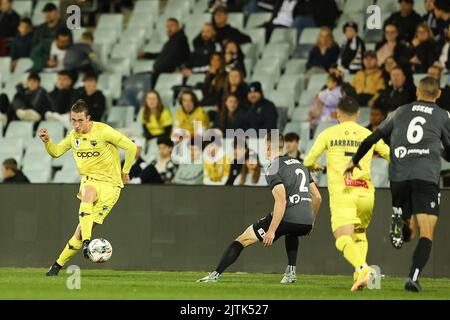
top-left (197, 133), bottom-right (322, 283)
top-left (345, 77), bottom-right (450, 292)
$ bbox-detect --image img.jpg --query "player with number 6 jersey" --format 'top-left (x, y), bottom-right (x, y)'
top-left (345, 77), bottom-right (450, 292)
top-left (197, 133), bottom-right (322, 284)
top-left (304, 96), bottom-right (390, 292)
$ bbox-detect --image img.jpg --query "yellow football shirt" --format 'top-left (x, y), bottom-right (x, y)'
top-left (45, 122), bottom-right (137, 188)
top-left (304, 121), bottom-right (390, 195)
top-left (141, 107), bottom-right (173, 137)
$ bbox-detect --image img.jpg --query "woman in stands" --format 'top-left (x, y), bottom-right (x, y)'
top-left (222, 68), bottom-right (249, 106)
top-left (140, 90), bottom-right (173, 141)
top-left (219, 94), bottom-right (248, 134)
top-left (408, 23), bottom-right (440, 74)
top-left (233, 150), bottom-right (266, 186)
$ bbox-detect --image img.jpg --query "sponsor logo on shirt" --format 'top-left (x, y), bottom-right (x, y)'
top-left (394, 146), bottom-right (430, 159)
top-left (77, 151), bottom-right (100, 159)
top-left (90, 140), bottom-right (97, 147)
top-left (75, 138), bottom-right (80, 149)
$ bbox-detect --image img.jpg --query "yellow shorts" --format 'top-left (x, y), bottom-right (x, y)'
top-left (77, 176), bottom-right (121, 225)
top-left (329, 189), bottom-right (374, 232)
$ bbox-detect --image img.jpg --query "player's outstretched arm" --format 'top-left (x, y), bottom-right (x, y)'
top-left (38, 128), bottom-right (71, 158)
top-left (106, 128), bottom-right (137, 184)
top-left (264, 184), bottom-right (287, 247)
top-left (304, 132), bottom-right (326, 172)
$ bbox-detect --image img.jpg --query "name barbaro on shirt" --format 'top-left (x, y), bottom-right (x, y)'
top-left (330, 139), bottom-right (361, 148)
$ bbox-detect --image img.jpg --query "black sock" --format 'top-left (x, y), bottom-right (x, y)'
top-left (285, 235), bottom-right (299, 266)
top-left (408, 237), bottom-right (433, 281)
top-left (402, 223), bottom-right (412, 242)
top-left (215, 241), bottom-right (244, 275)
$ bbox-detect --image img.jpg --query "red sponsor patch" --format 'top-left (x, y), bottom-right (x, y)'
top-left (344, 178), bottom-right (369, 189)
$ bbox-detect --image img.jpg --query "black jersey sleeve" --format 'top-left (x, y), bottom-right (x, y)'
top-left (265, 172), bottom-right (283, 190)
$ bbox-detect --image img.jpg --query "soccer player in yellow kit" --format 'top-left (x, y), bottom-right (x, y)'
top-left (303, 97), bottom-right (390, 291)
top-left (40, 100), bottom-right (137, 276)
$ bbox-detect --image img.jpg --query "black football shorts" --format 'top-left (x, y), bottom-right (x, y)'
top-left (252, 213), bottom-right (312, 241)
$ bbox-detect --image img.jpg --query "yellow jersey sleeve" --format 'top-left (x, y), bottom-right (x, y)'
top-left (45, 132), bottom-right (72, 158)
top-left (304, 131), bottom-right (327, 170)
top-left (102, 124), bottom-right (137, 174)
top-left (374, 139), bottom-right (390, 162)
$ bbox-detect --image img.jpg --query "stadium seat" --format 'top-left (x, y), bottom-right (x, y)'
top-left (284, 59), bottom-right (307, 75)
top-left (132, 60), bottom-right (155, 74)
top-left (32, 0), bottom-right (59, 25)
top-left (109, 58), bottom-right (131, 77)
top-left (253, 59), bottom-right (282, 80)
top-left (241, 43), bottom-right (258, 64)
top-left (39, 73), bottom-right (58, 92)
top-left (107, 106), bottom-right (135, 128)
top-left (298, 90), bottom-right (317, 108)
top-left (262, 43), bottom-right (290, 69)
top-left (22, 168), bottom-right (51, 183)
top-left (93, 29), bottom-right (119, 46)
top-left (0, 57), bottom-right (11, 82)
top-left (343, 0), bottom-right (371, 13)
top-left (13, 58), bottom-right (33, 74)
top-left (155, 74), bottom-right (183, 92)
top-left (246, 13), bottom-right (271, 29)
top-left (364, 29), bottom-right (384, 44)
top-left (269, 28), bottom-right (297, 52)
top-left (266, 89), bottom-right (296, 112)
top-left (37, 121), bottom-right (65, 142)
top-left (313, 122), bottom-right (334, 140)
top-left (283, 121), bottom-right (311, 141)
top-left (71, 27), bottom-right (87, 43)
top-left (0, 137), bottom-right (24, 161)
top-left (12, 0), bottom-right (32, 17)
top-left (413, 74), bottom-right (427, 86)
top-left (97, 14), bottom-right (124, 35)
top-left (145, 138), bottom-right (159, 161)
top-left (134, 0), bottom-right (160, 14)
top-left (52, 169), bottom-right (81, 183)
top-left (228, 13), bottom-right (245, 30)
top-left (251, 73), bottom-right (276, 93)
top-left (119, 28), bottom-right (147, 47)
top-left (22, 151), bottom-right (52, 171)
top-left (0, 86), bottom-right (17, 101)
top-left (127, 14), bottom-right (155, 35)
top-left (142, 38), bottom-right (165, 54)
top-left (25, 138), bottom-right (49, 155)
top-left (277, 74), bottom-right (304, 102)
top-left (184, 13), bottom-right (211, 30)
top-left (377, 0), bottom-right (397, 13)
top-left (358, 107), bottom-right (371, 125)
top-left (371, 157), bottom-right (390, 188)
top-left (0, 122), bottom-right (3, 137)
top-left (245, 29), bottom-right (266, 55)
top-left (98, 73), bottom-right (123, 100)
top-left (51, 150), bottom-right (74, 168)
top-left (299, 28), bottom-right (320, 45)
top-left (244, 59), bottom-right (254, 79)
top-left (291, 107), bottom-right (309, 122)
top-left (5, 121), bottom-right (33, 140)
top-left (186, 74), bottom-right (205, 87)
top-left (92, 42), bottom-right (113, 67)
top-left (111, 42), bottom-right (138, 60)
top-left (307, 73), bottom-right (328, 91)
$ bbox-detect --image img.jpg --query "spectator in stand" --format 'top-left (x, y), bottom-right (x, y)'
top-left (384, 0), bottom-right (422, 43)
top-left (140, 90), bottom-right (173, 141)
top-left (366, 104), bottom-right (388, 132)
top-left (212, 6), bottom-right (252, 45)
top-left (423, 0), bottom-right (440, 40)
top-left (11, 73), bottom-right (51, 122)
top-left (203, 139), bottom-right (231, 185)
top-left (138, 18), bottom-right (190, 85)
top-left (372, 67), bottom-right (416, 113)
top-left (1, 158), bottom-right (29, 183)
top-left (284, 132), bottom-right (305, 161)
top-left (352, 51), bottom-right (385, 106)
top-left (376, 23), bottom-right (410, 68)
top-left (64, 31), bottom-right (102, 75)
top-left (172, 139), bottom-right (204, 185)
top-left (435, 26), bottom-right (449, 72)
top-left (201, 52), bottom-right (228, 107)
top-left (434, 0), bottom-right (450, 47)
top-left (32, 2), bottom-right (68, 47)
top-left (0, 0), bottom-right (20, 55)
top-left (209, 0), bottom-right (247, 12)
top-left (222, 68), bottom-right (249, 104)
top-left (142, 136), bottom-right (178, 184)
top-left (45, 70), bottom-right (78, 128)
top-left (233, 150), bottom-right (267, 186)
top-left (408, 23), bottom-right (440, 73)
top-left (305, 27), bottom-right (340, 73)
top-left (263, 0), bottom-right (302, 42)
top-left (381, 56), bottom-right (399, 86)
top-left (126, 138), bottom-right (147, 184)
top-left (183, 22), bottom-right (222, 77)
top-left (30, 27), bottom-right (72, 73)
top-left (246, 82), bottom-right (278, 133)
top-left (338, 21), bottom-right (366, 74)
top-left (220, 94), bottom-right (249, 132)
top-left (76, 73), bottom-right (106, 122)
top-left (428, 65), bottom-right (450, 111)
top-left (328, 65), bottom-right (357, 98)
top-left (0, 93), bottom-right (8, 125)
top-left (223, 40), bottom-right (246, 75)
top-left (10, 18), bottom-right (33, 72)
top-left (226, 137), bottom-right (248, 185)
top-left (174, 90), bottom-right (210, 137)
top-left (308, 72), bottom-right (343, 129)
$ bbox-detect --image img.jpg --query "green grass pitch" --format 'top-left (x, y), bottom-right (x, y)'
top-left (1, 268), bottom-right (450, 300)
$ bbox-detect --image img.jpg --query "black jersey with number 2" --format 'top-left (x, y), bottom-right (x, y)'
top-left (265, 156), bottom-right (314, 225)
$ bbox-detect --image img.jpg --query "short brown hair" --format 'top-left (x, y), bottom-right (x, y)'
top-left (2, 158), bottom-right (18, 173)
top-left (419, 76), bottom-right (441, 98)
top-left (337, 96), bottom-right (360, 115)
top-left (71, 99), bottom-right (90, 116)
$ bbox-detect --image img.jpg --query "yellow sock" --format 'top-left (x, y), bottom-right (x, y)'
top-left (335, 235), bottom-right (366, 270)
top-left (56, 235), bottom-right (82, 267)
top-left (79, 202), bottom-right (94, 241)
top-left (352, 232), bottom-right (368, 262)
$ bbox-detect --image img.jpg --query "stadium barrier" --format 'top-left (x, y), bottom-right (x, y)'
top-left (1, 184), bottom-right (449, 277)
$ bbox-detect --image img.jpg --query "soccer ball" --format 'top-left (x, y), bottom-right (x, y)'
top-left (88, 238), bottom-right (113, 263)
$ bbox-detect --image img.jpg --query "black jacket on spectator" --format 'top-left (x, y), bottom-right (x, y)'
top-left (10, 32), bottom-right (33, 60)
top-left (224, 82), bottom-right (250, 105)
top-left (202, 72), bottom-right (226, 106)
top-left (408, 40), bottom-right (440, 74)
top-left (64, 42), bottom-right (99, 74)
top-left (221, 107), bottom-right (249, 132)
top-left (247, 98), bottom-right (278, 132)
top-left (339, 36), bottom-right (365, 73)
top-left (214, 24), bottom-right (252, 45)
top-left (384, 10), bottom-right (422, 43)
top-left (3, 171), bottom-right (30, 183)
top-left (437, 85), bottom-right (450, 111)
top-left (306, 44), bottom-right (340, 71)
top-left (423, 12), bottom-right (440, 42)
top-left (31, 19), bottom-right (68, 47)
top-left (49, 88), bottom-right (78, 114)
top-left (77, 88), bottom-right (106, 121)
top-left (208, 0), bottom-right (246, 12)
top-left (187, 34), bottom-right (222, 72)
top-left (374, 84), bottom-right (416, 113)
top-left (435, 17), bottom-right (449, 48)
top-left (127, 157), bottom-right (146, 180)
top-left (153, 30), bottom-right (191, 76)
top-left (11, 84), bottom-right (51, 118)
top-left (0, 93), bottom-right (9, 115)
top-left (0, 8), bottom-right (20, 38)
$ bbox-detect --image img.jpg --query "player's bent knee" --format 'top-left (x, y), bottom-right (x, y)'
top-left (81, 186), bottom-right (97, 203)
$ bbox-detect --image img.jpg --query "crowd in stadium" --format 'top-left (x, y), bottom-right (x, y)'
top-left (0, 0), bottom-right (449, 186)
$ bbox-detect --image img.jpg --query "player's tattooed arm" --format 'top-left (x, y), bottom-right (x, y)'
top-left (264, 184), bottom-right (287, 247)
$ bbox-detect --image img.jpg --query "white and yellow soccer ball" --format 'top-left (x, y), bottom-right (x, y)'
top-left (88, 238), bottom-right (113, 263)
